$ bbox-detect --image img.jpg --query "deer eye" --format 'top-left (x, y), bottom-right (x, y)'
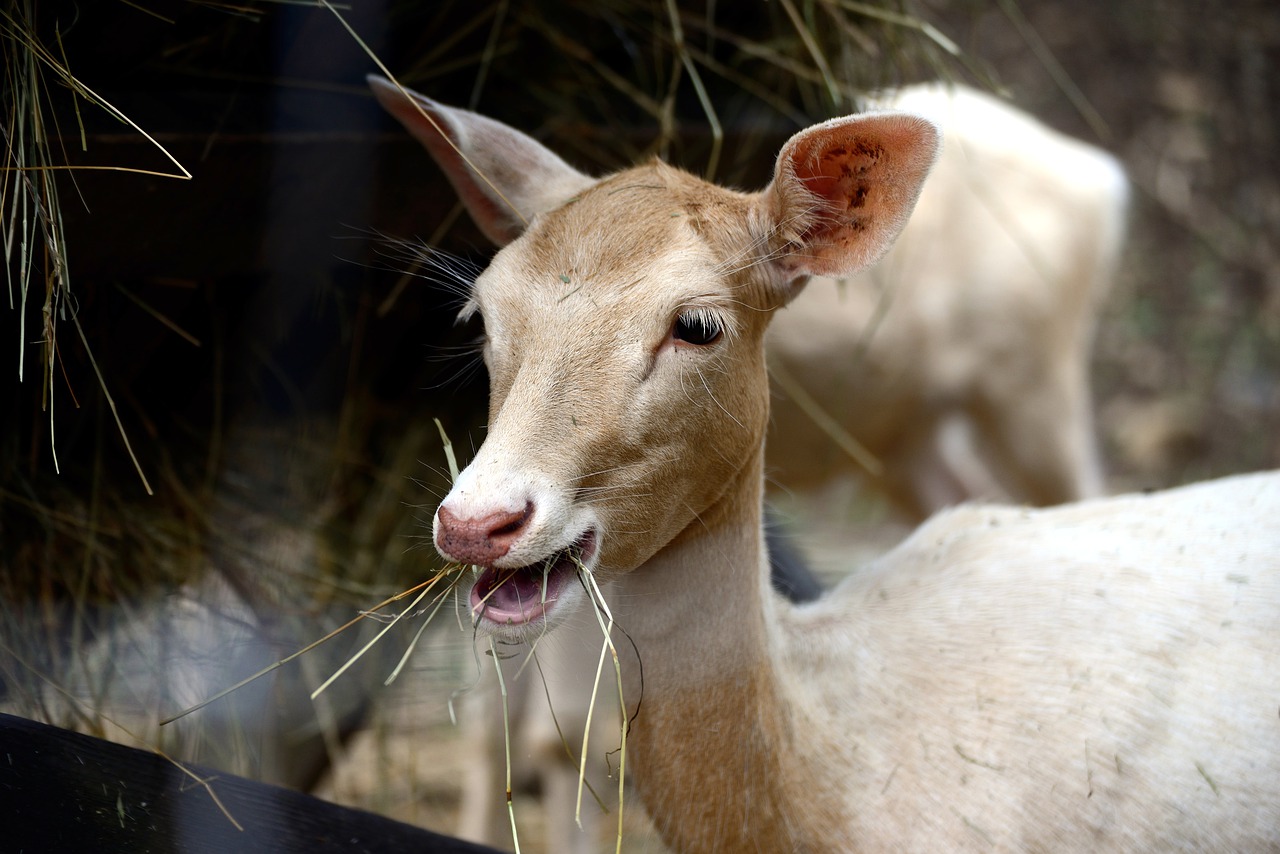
top-left (672, 308), bottom-right (723, 346)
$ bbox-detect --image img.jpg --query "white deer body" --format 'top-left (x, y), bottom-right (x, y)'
top-left (768, 84), bottom-right (1128, 515)
top-left (615, 472), bottom-right (1280, 851)
top-left (370, 77), bottom-right (1280, 852)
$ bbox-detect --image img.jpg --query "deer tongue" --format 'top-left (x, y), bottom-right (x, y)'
top-left (471, 550), bottom-right (576, 625)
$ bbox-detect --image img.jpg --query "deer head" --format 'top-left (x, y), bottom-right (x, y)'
top-left (370, 76), bottom-right (938, 639)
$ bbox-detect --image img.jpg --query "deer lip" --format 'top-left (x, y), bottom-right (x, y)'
top-left (469, 530), bottom-right (597, 626)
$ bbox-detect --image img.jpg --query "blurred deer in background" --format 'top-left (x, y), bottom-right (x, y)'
top-left (375, 78), bottom-right (1135, 852)
top-left (766, 83), bottom-right (1128, 520)
top-left (374, 74), bottom-right (1280, 853)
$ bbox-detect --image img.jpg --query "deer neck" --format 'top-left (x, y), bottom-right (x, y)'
top-left (608, 448), bottom-right (846, 852)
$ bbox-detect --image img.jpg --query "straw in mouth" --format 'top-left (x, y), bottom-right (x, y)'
top-left (470, 530), bottom-right (597, 625)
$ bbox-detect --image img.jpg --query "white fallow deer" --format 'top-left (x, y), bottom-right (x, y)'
top-left (370, 76), bottom-right (1280, 852)
top-left (767, 83), bottom-right (1128, 518)
top-left (374, 78), bottom-right (1123, 851)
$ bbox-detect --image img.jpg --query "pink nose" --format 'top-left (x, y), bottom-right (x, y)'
top-left (435, 502), bottom-right (533, 565)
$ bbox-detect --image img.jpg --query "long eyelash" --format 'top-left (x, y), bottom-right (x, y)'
top-left (678, 307), bottom-right (721, 337)
top-left (676, 302), bottom-right (739, 341)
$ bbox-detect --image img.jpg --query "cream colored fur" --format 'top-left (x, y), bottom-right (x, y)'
top-left (453, 83), bottom-right (1130, 851)
top-left (371, 76), bottom-right (1280, 853)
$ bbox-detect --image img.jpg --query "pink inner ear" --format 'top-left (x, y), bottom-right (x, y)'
top-left (793, 137), bottom-right (885, 244)
top-left (802, 142), bottom-right (881, 215)
top-left (769, 113), bottom-right (938, 280)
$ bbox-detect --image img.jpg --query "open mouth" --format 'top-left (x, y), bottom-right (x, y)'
top-left (470, 530), bottom-right (597, 626)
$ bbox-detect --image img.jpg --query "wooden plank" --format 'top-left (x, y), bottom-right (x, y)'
top-left (0, 713), bottom-right (501, 853)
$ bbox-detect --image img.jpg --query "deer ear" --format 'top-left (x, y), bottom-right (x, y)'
top-left (756, 111), bottom-right (939, 284)
top-left (369, 75), bottom-right (595, 247)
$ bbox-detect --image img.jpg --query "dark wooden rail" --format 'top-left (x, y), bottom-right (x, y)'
top-left (0, 713), bottom-right (501, 853)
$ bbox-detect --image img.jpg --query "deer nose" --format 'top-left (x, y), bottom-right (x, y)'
top-left (435, 501), bottom-right (534, 565)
